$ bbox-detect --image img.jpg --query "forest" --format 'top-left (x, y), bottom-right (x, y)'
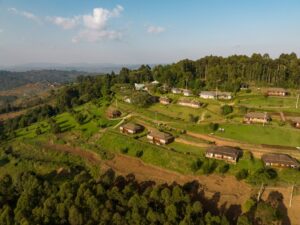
top-left (126, 53), bottom-right (300, 92)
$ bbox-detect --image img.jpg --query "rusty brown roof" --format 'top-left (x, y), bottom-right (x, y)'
top-left (120, 123), bottom-right (143, 131)
top-left (290, 117), bottom-right (300, 123)
top-left (262, 153), bottom-right (300, 167)
top-left (244, 112), bottom-right (271, 120)
top-left (267, 88), bottom-right (288, 92)
top-left (148, 130), bottom-right (174, 140)
top-left (206, 146), bottom-right (241, 158)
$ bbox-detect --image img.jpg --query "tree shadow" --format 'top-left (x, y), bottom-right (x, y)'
top-left (225, 204), bottom-right (242, 224)
top-left (267, 191), bottom-right (291, 225)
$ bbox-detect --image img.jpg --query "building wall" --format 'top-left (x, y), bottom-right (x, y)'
top-left (200, 94), bottom-right (215, 99)
top-left (178, 102), bottom-right (200, 108)
top-left (205, 152), bottom-right (237, 163)
top-left (244, 117), bottom-right (268, 124)
top-left (267, 91), bottom-right (286, 96)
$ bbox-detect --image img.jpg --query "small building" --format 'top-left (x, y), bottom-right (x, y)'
top-left (171, 88), bottom-right (182, 94)
top-left (177, 99), bottom-right (201, 108)
top-left (205, 146), bottom-right (242, 163)
top-left (267, 88), bottom-right (288, 96)
top-left (244, 112), bottom-right (271, 124)
top-left (151, 80), bottom-right (160, 85)
top-left (217, 92), bottom-right (232, 100)
top-left (159, 96), bottom-right (171, 105)
top-left (262, 153), bottom-right (300, 169)
top-left (147, 130), bottom-right (174, 145)
top-left (290, 117), bottom-right (300, 128)
top-left (199, 91), bottom-right (232, 100)
top-left (199, 91), bottom-right (217, 99)
top-left (134, 83), bottom-right (145, 91)
top-left (183, 89), bottom-right (193, 96)
top-left (120, 123), bottom-right (144, 134)
top-left (107, 109), bottom-right (121, 118)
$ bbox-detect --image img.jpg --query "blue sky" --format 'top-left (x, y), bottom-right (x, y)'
top-left (0, 0), bottom-right (300, 66)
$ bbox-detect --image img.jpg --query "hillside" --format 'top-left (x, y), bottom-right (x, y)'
top-left (1, 62), bottom-right (300, 224)
top-left (0, 70), bottom-right (86, 91)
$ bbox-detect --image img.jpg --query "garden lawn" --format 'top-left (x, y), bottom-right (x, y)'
top-left (216, 123), bottom-right (300, 147)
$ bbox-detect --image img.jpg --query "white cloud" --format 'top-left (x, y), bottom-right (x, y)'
top-left (74, 5), bottom-right (124, 43)
top-left (82, 5), bottom-right (123, 30)
top-left (47, 16), bottom-right (80, 30)
top-left (7, 5), bottom-right (124, 43)
top-left (72, 29), bottom-right (122, 43)
top-left (147, 25), bottom-right (165, 34)
top-left (8, 8), bottom-right (41, 24)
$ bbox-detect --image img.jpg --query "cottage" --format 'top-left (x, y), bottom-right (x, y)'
top-left (159, 96), bottom-right (171, 105)
top-left (120, 123), bottom-right (144, 134)
top-left (199, 91), bottom-right (217, 99)
top-left (267, 88), bottom-right (288, 96)
top-left (107, 109), bottom-right (121, 118)
top-left (217, 92), bottom-right (232, 100)
top-left (177, 99), bottom-right (201, 108)
top-left (205, 146), bottom-right (242, 163)
top-left (244, 112), bottom-right (271, 124)
top-left (151, 80), bottom-right (160, 85)
top-left (290, 117), bottom-right (300, 128)
top-left (262, 153), bottom-right (300, 169)
top-left (183, 89), bottom-right (193, 96)
top-left (147, 131), bottom-right (174, 145)
top-left (171, 88), bottom-right (182, 94)
top-left (134, 83), bottom-right (145, 91)
top-left (199, 91), bottom-right (232, 100)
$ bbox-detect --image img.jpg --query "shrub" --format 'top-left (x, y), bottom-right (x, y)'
top-left (202, 159), bottom-right (217, 174)
top-left (120, 147), bottom-right (129, 154)
top-left (35, 127), bottom-right (42, 135)
top-left (248, 168), bottom-right (278, 185)
top-left (242, 198), bottom-right (256, 213)
top-left (218, 163), bottom-right (230, 174)
top-left (135, 150), bottom-right (143, 158)
top-left (221, 105), bottom-right (233, 115)
top-left (209, 123), bottom-right (219, 132)
top-left (235, 169), bottom-right (249, 180)
top-left (189, 114), bottom-right (199, 123)
top-left (191, 158), bottom-right (203, 172)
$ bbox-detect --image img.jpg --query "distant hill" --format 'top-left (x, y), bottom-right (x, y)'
top-left (0, 63), bottom-right (146, 73)
top-left (0, 70), bottom-right (85, 91)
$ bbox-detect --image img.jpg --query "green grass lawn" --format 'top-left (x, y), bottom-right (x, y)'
top-left (216, 123), bottom-right (300, 146)
top-left (237, 95), bottom-right (300, 113)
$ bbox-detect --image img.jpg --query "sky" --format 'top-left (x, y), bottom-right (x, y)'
top-left (0, 0), bottom-right (300, 66)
